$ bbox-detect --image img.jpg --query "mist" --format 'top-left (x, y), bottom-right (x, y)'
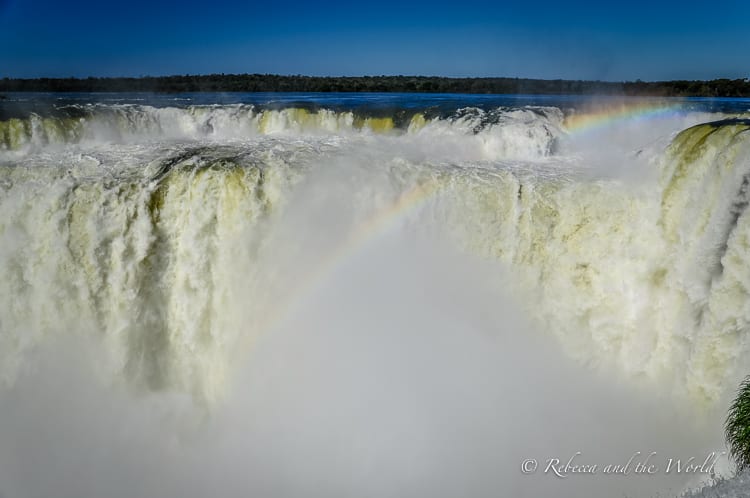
top-left (0, 156), bottom-right (730, 498)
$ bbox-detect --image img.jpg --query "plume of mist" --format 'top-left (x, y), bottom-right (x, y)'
top-left (0, 157), bottom-right (730, 498)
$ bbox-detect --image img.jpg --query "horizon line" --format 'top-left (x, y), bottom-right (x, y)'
top-left (3, 73), bottom-right (750, 84)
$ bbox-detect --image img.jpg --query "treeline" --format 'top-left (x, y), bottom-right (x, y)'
top-left (1, 74), bottom-right (750, 97)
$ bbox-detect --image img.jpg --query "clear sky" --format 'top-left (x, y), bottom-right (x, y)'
top-left (1, 0), bottom-right (749, 81)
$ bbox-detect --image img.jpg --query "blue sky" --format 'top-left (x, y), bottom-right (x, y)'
top-left (1, 0), bottom-right (748, 81)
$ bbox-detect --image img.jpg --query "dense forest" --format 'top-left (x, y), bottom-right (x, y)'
top-left (1, 74), bottom-right (749, 97)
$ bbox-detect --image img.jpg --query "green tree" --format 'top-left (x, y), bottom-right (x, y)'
top-left (726, 376), bottom-right (750, 472)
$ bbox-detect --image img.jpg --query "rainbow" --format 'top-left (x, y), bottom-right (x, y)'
top-left (238, 99), bottom-right (690, 351)
top-left (563, 100), bottom-right (684, 136)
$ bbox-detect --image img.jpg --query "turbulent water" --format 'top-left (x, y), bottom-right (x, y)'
top-left (1, 93), bottom-right (750, 498)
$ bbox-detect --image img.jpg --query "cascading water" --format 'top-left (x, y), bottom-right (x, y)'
top-left (1, 94), bottom-right (749, 498)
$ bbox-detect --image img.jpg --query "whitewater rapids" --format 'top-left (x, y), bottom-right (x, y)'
top-left (1, 95), bottom-right (750, 497)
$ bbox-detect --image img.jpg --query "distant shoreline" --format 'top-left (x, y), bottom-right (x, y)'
top-left (1, 74), bottom-right (750, 97)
